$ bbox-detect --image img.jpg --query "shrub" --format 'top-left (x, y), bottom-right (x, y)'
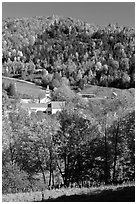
top-left (2, 163), bottom-right (32, 194)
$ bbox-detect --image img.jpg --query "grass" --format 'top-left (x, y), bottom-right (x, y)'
top-left (84, 84), bottom-right (135, 119)
top-left (2, 182), bottom-right (135, 202)
top-left (2, 76), bottom-right (45, 98)
top-left (45, 186), bottom-right (135, 202)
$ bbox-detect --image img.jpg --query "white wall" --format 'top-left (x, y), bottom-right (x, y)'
top-left (40, 97), bottom-right (50, 103)
top-left (20, 99), bottom-right (32, 103)
top-left (30, 107), bottom-right (47, 112)
top-left (52, 108), bottom-right (62, 114)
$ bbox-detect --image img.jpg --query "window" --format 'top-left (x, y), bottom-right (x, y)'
top-left (48, 103), bottom-right (51, 108)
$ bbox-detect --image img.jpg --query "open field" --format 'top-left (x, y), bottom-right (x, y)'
top-left (2, 76), bottom-right (45, 98)
top-left (3, 77), bottom-right (135, 105)
top-left (2, 183), bottom-right (135, 202)
top-left (82, 84), bottom-right (135, 101)
top-left (45, 186), bottom-right (135, 202)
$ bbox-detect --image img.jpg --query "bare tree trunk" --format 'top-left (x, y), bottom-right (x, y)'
top-left (52, 171), bottom-right (54, 187)
top-left (64, 154), bottom-right (67, 186)
top-left (40, 164), bottom-right (46, 184)
top-left (113, 122), bottom-right (119, 184)
top-left (9, 142), bottom-right (14, 165)
top-left (104, 126), bottom-right (108, 185)
top-left (56, 160), bottom-right (65, 184)
top-left (49, 167), bottom-right (52, 187)
top-left (49, 151), bottom-right (52, 187)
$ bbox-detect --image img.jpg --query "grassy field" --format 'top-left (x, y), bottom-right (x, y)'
top-left (3, 77), bottom-right (135, 107)
top-left (2, 183), bottom-right (135, 202)
top-left (81, 85), bottom-right (135, 120)
top-left (82, 84), bottom-right (135, 103)
top-left (2, 76), bottom-right (45, 98)
top-left (45, 186), bottom-right (135, 202)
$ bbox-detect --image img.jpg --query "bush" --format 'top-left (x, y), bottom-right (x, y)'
top-left (8, 82), bottom-right (17, 97)
top-left (2, 163), bottom-right (32, 194)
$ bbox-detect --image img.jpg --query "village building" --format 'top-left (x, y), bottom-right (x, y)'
top-left (21, 103), bottom-right (48, 115)
top-left (39, 85), bottom-right (51, 103)
top-left (20, 101), bottom-right (66, 115)
top-left (47, 101), bottom-right (66, 115)
top-left (78, 91), bottom-right (96, 99)
top-left (20, 85), bottom-right (51, 104)
top-left (20, 85), bottom-right (65, 114)
top-left (77, 85), bottom-right (96, 99)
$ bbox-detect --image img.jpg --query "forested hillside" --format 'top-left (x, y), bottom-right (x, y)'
top-left (2, 15), bottom-right (135, 89)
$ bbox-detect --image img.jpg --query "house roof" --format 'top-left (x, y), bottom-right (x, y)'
top-left (50, 101), bottom-right (66, 109)
top-left (21, 103), bottom-right (47, 110)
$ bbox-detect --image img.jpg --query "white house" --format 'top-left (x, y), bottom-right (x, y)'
top-left (21, 103), bottom-right (48, 115)
top-left (39, 85), bottom-right (51, 103)
top-left (19, 85), bottom-right (66, 114)
top-left (20, 99), bottom-right (32, 103)
top-left (47, 101), bottom-right (66, 114)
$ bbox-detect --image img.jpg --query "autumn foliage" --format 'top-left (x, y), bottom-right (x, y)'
top-left (2, 15), bottom-right (135, 90)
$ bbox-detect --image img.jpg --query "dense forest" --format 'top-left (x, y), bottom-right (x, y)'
top-left (2, 15), bottom-right (135, 90)
top-left (2, 15), bottom-right (135, 196)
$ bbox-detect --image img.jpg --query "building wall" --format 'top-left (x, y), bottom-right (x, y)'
top-left (20, 99), bottom-right (32, 103)
top-left (52, 108), bottom-right (62, 114)
top-left (40, 97), bottom-right (50, 103)
top-left (30, 107), bottom-right (47, 112)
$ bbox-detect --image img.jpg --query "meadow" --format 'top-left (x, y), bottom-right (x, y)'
top-left (2, 76), bottom-right (45, 98)
top-left (2, 182), bottom-right (135, 202)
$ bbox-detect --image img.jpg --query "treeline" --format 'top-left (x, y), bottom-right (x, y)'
top-left (2, 93), bottom-right (135, 194)
top-left (2, 15), bottom-right (135, 89)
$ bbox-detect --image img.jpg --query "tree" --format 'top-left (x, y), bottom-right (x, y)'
top-left (52, 83), bottom-right (75, 102)
top-left (97, 113), bottom-right (112, 184)
top-left (2, 163), bottom-right (31, 194)
top-left (53, 103), bottom-right (99, 187)
top-left (121, 72), bottom-right (130, 88)
top-left (28, 60), bottom-right (35, 75)
top-left (50, 78), bottom-right (61, 89)
top-left (42, 74), bottom-right (53, 87)
top-left (42, 69), bottom-right (48, 76)
top-left (8, 111), bottom-right (60, 187)
top-left (115, 110), bottom-right (135, 182)
top-left (8, 82), bottom-right (17, 97)
top-left (2, 82), bottom-right (7, 91)
top-left (2, 90), bottom-right (10, 114)
top-left (106, 109), bottom-right (135, 183)
top-left (60, 77), bottom-right (69, 86)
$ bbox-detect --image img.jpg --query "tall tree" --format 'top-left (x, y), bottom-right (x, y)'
top-left (8, 82), bottom-right (17, 97)
top-left (53, 103), bottom-right (98, 187)
top-left (11, 112), bottom-right (60, 186)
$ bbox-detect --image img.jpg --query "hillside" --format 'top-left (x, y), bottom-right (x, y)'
top-left (2, 15), bottom-right (135, 90)
top-left (45, 186), bottom-right (135, 202)
top-left (2, 76), bottom-right (135, 118)
top-left (81, 85), bottom-right (135, 118)
top-left (2, 15), bottom-right (135, 199)
top-left (2, 76), bottom-right (45, 98)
